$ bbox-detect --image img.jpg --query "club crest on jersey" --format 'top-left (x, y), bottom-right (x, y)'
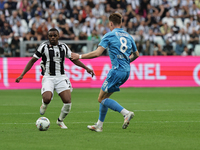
top-left (48, 45), bottom-right (53, 50)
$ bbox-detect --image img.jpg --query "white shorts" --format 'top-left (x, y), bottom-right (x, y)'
top-left (41, 75), bottom-right (73, 95)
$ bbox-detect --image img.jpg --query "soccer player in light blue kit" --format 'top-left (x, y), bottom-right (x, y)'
top-left (71, 13), bottom-right (139, 132)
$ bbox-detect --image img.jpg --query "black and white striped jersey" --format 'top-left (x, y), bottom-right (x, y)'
top-left (33, 41), bottom-right (72, 76)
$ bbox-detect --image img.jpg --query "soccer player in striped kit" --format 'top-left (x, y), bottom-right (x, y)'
top-left (16, 28), bottom-right (95, 129)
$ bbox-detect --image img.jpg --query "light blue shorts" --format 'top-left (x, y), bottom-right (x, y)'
top-left (101, 69), bottom-right (130, 93)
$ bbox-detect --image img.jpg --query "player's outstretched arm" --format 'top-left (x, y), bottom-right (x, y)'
top-left (15, 57), bottom-right (38, 83)
top-left (71, 46), bottom-right (105, 60)
top-left (70, 59), bottom-right (95, 77)
top-left (130, 51), bottom-right (139, 63)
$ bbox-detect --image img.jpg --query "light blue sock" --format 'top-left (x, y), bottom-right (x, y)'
top-left (101, 98), bottom-right (124, 113)
top-left (98, 103), bottom-right (108, 122)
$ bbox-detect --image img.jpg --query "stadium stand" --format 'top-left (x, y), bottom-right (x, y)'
top-left (0, 0), bottom-right (200, 57)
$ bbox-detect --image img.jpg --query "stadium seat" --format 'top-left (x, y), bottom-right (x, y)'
top-left (28, 19), bottom-right (34, 28)
top-left (176, 18), bottom-right (184, 29)
top-left (7, 37), bottom-right (12, 45)
top-left (155, 36), bottom-right (165, 48)
top-left (187, 44), bottom-right (193, 50)
top-left (184, 18), bottom-right (190, 26)
top-left (21, 19), bottom-right (28, 33)
top-left (172, 42), bottom-right (176, 51)
top-left (194, 44), bottom-right (200, 56)
top-left (52, 19), bottom-right (57, 24)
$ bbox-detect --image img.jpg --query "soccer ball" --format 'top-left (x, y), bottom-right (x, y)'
top-left (36, 117), bottom-right (50, 131)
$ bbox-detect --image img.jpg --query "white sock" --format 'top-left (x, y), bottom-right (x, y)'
top-left (97, 119), bottom-right (103, 128)
top-left (59, 103), bottom-right (72, 121)
top-left (120, 108), bottom-right (129, 116)
top-left (42, 99), bottom-right (48, 108)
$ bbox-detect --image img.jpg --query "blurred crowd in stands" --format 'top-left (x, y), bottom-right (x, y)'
top-left (0, 0), bottom-right (200, 57)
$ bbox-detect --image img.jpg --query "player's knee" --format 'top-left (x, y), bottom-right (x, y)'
top-left (42, 96), bottom-right (51, 104)
top-left (62, 98), bottom-right (71, 103)
top-left (60, 95), bottom-right (71, 103)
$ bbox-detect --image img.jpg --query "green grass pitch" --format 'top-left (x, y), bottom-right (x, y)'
top-left (0, 87), bottom-right (199, 150)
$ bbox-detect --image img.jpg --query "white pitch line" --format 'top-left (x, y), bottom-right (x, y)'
top-left (0, 109), bottom-right (199, 115)
top-left (0, 120), bottom-right (200, 125)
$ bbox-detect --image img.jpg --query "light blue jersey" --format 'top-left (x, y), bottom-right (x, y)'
top-left (99, 28), bottom-right (137, 72)
top-left (100, 28), bottom-right (138, 93)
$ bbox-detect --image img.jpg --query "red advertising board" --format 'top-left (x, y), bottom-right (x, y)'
top-left (0, 56), bottom-right (200, 89)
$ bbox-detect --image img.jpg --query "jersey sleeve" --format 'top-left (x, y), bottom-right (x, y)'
top-left (98, 33), bottom-right (110, 49)
top-left (63, 43), bottom-right (72, 58)
top-left (33, 42), bottom-right (46, 59)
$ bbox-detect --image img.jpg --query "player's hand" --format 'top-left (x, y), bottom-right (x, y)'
top-left (15, 75), bottom-right (23, 83)
top-left (86, 68), bottom-right (95, 77)
top-left (71, 52), bottom-right (79, 60)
